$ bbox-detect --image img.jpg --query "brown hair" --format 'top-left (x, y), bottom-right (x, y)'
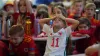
top-left (9, 25), bottom-right (24, 36)
top-left (37, 4), bottom-right (48, 12)
top-left (85, 3), bottom-right (96, 10)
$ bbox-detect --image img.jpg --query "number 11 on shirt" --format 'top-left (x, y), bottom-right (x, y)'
top-left (51, 38), bottom-right (59, 47)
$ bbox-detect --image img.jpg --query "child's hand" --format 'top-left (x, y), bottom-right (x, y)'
top-left (83, 34), bottom-right (90, 38)
top-left (51, 15), bottom-right (57, 20)
top-left (37, 32), bottom-right (47, 37)
top-left (57, 14), bottom-right (66, 20)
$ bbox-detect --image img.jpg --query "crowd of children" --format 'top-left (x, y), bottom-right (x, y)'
top-left (0, 0), bottom-right (100, 56)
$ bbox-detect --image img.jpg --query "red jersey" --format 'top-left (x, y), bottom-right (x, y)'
top-left (89, 17), bottom-right (100, 44)
top-left (90, 17), bottom-right (100, 29)
top-left (12, 12), bottom-right (35, 34)
top-left (9, 35), bottom-right (39, 56)
top-left (68, 13), bottom-right (83, 19)
top-left (73, 29), bottom-right (96, 53)
top-left (0, 41), bottom-right (9, 56)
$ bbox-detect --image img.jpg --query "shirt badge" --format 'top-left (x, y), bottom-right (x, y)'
top-left (24, 48), bottom-right (28, 52)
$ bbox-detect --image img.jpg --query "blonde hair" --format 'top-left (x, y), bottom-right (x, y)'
top-left (72, 0), bottom-right (83, 6)
top-left (85, 3), bottom-right (96, 10)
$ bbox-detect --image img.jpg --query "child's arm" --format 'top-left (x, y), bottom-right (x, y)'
top-left (59, 14), bottom-right (79, 30)
top-left (25, 0), bottom-right (33, 13)
top-left (14, 0), bottom-right (18, 12)
top-left (39, 16), bottom-right (56, 28)
top-left (2, 15), bottom-right (6, 39)
top-left (85, 44), bottom-right (98, 56)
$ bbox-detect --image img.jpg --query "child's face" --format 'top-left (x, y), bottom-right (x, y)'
top-left (19, 1), bottom-right (27, 13)
top-left (78, 24), bottom-right (89, 30)
top-left (74, 2), bottom-right (83, 14)
top-left (85, 7), bottom-right (95, 17)
top-left (53, 7), bottom-right (62, 16)
top-left (53, 7), bottom-right (65, 28)
top-left (10, 33), bottom-right (23, 46)
top-left (53, 18), bottom-right (65, 28)
top-left (6, 5), bottom-right (14, 12)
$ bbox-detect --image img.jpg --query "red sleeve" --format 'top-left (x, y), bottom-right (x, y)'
top-left (0, 41), bottom-right (9, 56)
top-left (78, 30), bottom-right (92, 35)
top-left (12, 13), bottom-right (19, 24)
top-left (28, 37), bottom-right (39, 56)
top-left (71, 31), bottom-right (78, 36)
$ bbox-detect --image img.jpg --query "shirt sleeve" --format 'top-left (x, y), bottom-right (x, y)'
top-left (28, 38), bottom-right (39, 55)
top-left (65, 26), bottom-right (72, 36)
top-left (42, 24), bottom-right (51, 35)
top-left (12, 13), bottom-right (19, 24)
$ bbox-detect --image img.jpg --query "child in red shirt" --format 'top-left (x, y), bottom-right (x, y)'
top-left (72, 18), bottom-right (96, 54)
top-left (0, 40), bottom-right (9, 56)
top-left (9, 25), bottom-right (39, 56)
top-left (68, 0), bottom-right (84, 20)
top-left (84, 3), bottom-right (100, 29)
top-left (13, 0), bottom-right (34, 35)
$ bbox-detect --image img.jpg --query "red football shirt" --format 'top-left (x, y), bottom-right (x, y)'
top-left (12, 12), bottom-right (35, 34)
top-left (90, 17), bottom-right (100, 29)
top-left (0, 41), bottom-right (9, 56)
top-left (9, 35), bottom-right (39, 56)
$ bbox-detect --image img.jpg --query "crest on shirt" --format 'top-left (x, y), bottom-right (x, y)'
top-left (24, 48), bottom-right (28, 52)
top-left (24, 37), bottom-right (31, 43)
top-left (58, 32), bottom-right (62, 36)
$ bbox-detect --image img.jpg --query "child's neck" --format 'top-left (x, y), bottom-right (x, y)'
top-left (53, 26), bottom-right (62, 33)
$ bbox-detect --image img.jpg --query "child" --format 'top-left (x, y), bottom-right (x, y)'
top-left (72, 18), bottom-right (96, 54)
top-left (68, 0), bottom-right (84, 20)
top-left (34, 9), bottom-right (49, 36)
top-left (13, 0), bottom-right (34, 35)
top-left (1, 1), bottom-right (14, 39)
top-left (39, 6), bottom-right (79, 56)
top-left (4, 1), bottom-right (14, 13)
top-left (84, 3), bottom-right (100, 29)
top-left (9, 25), bottom-right (39, 56)
top-left (85, 24), bottom-right (100, 56)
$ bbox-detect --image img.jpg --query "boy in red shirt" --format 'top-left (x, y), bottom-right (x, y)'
top-left (84, 3), bottom-right (100, 29)
top-left (68, 0), bottom-right (84, 19)
top-left (0, 40), bottom-right (9, 56)
top-left (9, 25), bottom-right (39, 56)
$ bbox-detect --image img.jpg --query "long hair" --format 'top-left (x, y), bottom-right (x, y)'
top-left (36, 9), bottom-right (49, 19)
